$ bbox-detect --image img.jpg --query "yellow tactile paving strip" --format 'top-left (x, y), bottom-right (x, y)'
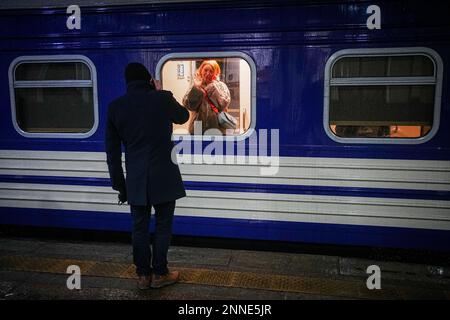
top-left (0, 255), bottom-right (429, 299)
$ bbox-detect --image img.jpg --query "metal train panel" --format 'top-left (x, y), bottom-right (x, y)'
top-left (0, 0), bottom-right (449, 250)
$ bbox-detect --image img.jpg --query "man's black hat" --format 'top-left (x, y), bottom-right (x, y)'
top-left (125, 62), bottom-right (152, 84)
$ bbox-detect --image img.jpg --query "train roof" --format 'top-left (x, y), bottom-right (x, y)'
top-left (0, 0), bottom-right (225, 10)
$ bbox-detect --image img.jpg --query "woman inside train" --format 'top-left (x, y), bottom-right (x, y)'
top-left (182, 60), bottom-right (231, 135)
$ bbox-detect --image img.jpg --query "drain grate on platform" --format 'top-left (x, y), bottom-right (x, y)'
top-left (0, 255), bottom-right (400, 299)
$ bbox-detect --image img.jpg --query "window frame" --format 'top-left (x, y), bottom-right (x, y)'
top-left (323, 47), bottom-right (443, 144)
top-left (8, 55), bottom-right (99, 139)
top-left (155, 51), bottom-right (257, 141)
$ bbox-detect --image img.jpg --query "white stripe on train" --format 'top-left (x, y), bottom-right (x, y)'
top-left (0, 182), bottom-right (449, 231)
top-left (0, 150), bottom-right (449, 191)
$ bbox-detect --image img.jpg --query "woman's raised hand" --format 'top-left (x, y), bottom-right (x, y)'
top-left (193, 77), bottom-right (203, 88)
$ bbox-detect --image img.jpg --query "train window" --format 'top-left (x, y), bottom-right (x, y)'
top-left (156, 53), bottom-right (256, 138)
top-left (9, 56), bottom-right (98, 138)
top-left (332, 56), bottom-right (434, 78)
top-left (324, 48), bottom-right (443, 144)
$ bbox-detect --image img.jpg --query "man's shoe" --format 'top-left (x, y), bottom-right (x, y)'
top-left (137, 275), bottom-right (151, 290)
top-left (150, 271), bottom-right (180, 289)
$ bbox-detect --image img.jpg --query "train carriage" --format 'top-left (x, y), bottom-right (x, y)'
top-left (0, 0), bottom-right (449, 251)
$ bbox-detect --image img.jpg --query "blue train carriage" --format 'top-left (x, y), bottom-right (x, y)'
top-left (0, 0), bottom-right (449, 251)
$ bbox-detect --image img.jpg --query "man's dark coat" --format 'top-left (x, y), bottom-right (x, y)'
top-left (105, 80), bottom-right (189, 205)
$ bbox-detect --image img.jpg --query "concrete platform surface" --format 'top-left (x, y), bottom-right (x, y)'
top-left (0, 236), bottom-right (449, 300)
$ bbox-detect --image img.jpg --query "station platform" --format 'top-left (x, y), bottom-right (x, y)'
top-left (1, 233), bottom-right (450, 300)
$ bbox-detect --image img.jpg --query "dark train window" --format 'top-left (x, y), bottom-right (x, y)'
top-left (158, 54), bottom-right (254, 137)
top-left (332, 56), bottom-right (434, 78)
top-left (15, 62), bottom-right (91, 81)
top-left (324, 49), bottom-right (442, 143)
top-left (10, 57), bottom-right (98, 138)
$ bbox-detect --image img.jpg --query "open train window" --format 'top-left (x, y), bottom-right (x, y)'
top-left (9, 55), bottom-right (98, 138)
top-left (156, 52), bottom-right (256, 139)
top-left (324, 48), bottom-right (443, 144)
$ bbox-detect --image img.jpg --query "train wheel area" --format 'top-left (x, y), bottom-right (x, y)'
top-left (1, 234), bottom-right (449, 300)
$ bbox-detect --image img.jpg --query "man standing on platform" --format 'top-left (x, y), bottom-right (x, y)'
top-left (105, 62), bottom-right (189, 290)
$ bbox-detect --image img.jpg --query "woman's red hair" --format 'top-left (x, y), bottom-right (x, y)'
top-left (196, 60), bottom-right (221, 81)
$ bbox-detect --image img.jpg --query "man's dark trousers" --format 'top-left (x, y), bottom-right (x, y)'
top-left (131, 200), bottom-right (175, 277)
